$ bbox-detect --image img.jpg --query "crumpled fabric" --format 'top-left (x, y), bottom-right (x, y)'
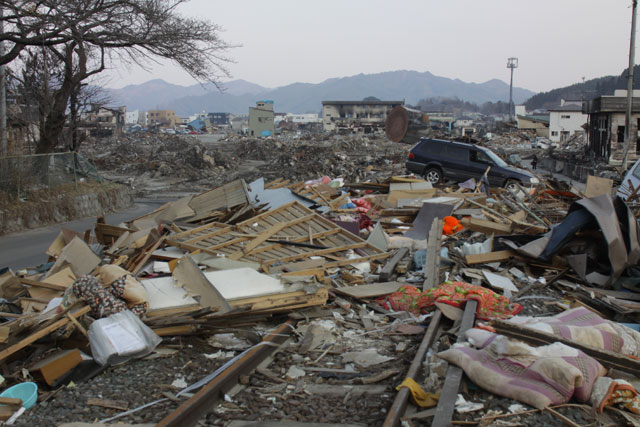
top-left (72, 275), bottom-right (147, 318)
top-left (591, 376), bottom-right (640, 414)
top-left (396, 377), bottom-right (439, 408)
top-left (438, 336), bottom-right (606, 409)
top-left (378, 282), bottom-right (522, 320)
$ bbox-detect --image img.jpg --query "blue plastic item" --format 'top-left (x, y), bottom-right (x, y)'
top-left (0, 382), bottom-right (38, 409)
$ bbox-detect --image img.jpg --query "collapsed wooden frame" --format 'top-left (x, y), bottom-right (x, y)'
top-left (165, 201), bottom-right (389, 270)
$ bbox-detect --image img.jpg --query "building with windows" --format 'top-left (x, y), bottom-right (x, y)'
top-left (583, 90), bottom-right (640, 164)
top-left (548, 100), bottom-right (587, 143)
top-left (248, 101), bottom-right (275, 137)
top-left (207, 112), bottom-right (230, 126)
top-left (147, 110), bottom-right (176, 128)
top-left (321, 100), bottom-right (403, 132)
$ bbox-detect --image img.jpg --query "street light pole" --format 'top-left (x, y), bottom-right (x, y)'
top-left (0, 7), bottom-right (7, 157)
top-left (507, 58), bottom-right (518, 122)
top-left (623, 0), bottom-right (638, 171)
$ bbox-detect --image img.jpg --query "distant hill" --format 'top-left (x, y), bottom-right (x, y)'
top-left (106, 70), bottom-right (536, 115)
top-left (525, 65), bottom-right (640, 110)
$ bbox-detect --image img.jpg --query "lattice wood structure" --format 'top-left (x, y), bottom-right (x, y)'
top-left (165, 201), bottom-right (388, 269)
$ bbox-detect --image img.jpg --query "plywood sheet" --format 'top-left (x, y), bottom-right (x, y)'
top-left (141, 276), bottom-right (198, 310)
top-left (204, 268), bottom-right (285, 300)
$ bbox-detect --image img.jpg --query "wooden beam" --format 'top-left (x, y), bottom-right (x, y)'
top-left (431, 300), bottom-right (478, 427)
top-left (460, 217), bottom-right (512, 235)
top-left (423, 218), bottom-right (442, 290)
top-left (465, 250), bottom-right (516, 265)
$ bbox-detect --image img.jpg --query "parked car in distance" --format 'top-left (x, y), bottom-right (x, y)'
top-left (618, 159), bottom-right (640, 200)
top-left (406, 138), bottom-right (539, 188)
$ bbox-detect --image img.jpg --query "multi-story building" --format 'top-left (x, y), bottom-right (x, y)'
top-left (248, 101), bottom-right (275, 137)
top-left (321, 100), bottom-right (403, 132)
top-left (147, 110), bottom-right (176, 128)
top-left (548, 100), bottom-right (587, 143)
top-left (584, 89), bottom-right (640, 164)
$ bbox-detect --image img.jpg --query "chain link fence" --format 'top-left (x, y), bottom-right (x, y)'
top-left (0, 152), bottom-right (104, 199)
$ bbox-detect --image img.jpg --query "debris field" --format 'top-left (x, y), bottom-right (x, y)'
top-left (2, 133), bottom-right (640, 427)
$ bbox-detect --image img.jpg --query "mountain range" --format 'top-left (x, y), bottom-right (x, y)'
top-left (106, 70), bottom-right (536, 116)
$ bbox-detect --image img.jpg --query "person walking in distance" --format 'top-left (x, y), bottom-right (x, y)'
top-left (531, 154), bottom-right (538, 170)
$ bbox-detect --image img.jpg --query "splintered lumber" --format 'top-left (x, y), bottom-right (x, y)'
top-left (423, 218), bottom-right (442, 290)
top-left (383, 310), bottom-right (443, 427)
top-left (465, 250), bottom-right (516, 265)
top-left (460, 217), bottom-right (512, 235)
top-left (491, 319), bottom-right (640, 377)
top-left (431, 300), bottom-right (478, 427)
top-left (380, 248), bottom-right (409, 282)
top-left (0, 306), bottom-right (90, 362)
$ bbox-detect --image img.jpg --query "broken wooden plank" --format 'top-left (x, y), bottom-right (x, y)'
top-left (460, 217), bottom-right (512, 235)
top-left (423, 218), bottom-right (442, 290)
top-left (379, 248), bottom-right (409, 282)
top-left (87, 397), bottom-right (129, 411)
top-left (465, 250), bottom-right (516, 265)
top-left (431, 300), bottom-right (478, 427)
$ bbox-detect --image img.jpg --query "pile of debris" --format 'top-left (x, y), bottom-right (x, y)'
top-left (2, 166), bottom-right (640, 427)
top-left (81, 134), bottom-right (409, 196)
top-left (81, 135), bottom-right (219, 182)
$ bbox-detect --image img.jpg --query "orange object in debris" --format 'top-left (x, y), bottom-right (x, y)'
top-left (442, 216), bottom-right (463, 235)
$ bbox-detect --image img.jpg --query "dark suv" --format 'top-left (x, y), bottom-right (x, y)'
top-left (406, 138), bottom-right (539, 187)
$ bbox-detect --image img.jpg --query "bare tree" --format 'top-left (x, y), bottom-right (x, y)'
top-left (2, 0), bottom-right (233, 152)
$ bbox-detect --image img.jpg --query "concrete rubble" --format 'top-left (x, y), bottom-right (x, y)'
top-left (2, 131), bottom-right (640, 426)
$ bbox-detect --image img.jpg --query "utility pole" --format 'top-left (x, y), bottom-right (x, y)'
top-left (507, 57), bottom-right (518, 122)
top-left (623, 0), bottom-right (638, 170)
top-left (0, 7), bottom-right (7, 158)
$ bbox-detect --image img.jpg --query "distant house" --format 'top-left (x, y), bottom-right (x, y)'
top-left (207, 112), bottom-right (230, 126)
top-left (516, 114), bottom-right (549, 138)
top-left (548, 100), bottom-right (587, 143)
top-left (583, 89), bottom-right (640, 163)
top-left (248, 101), bottom-right (275, 137)
top-left (321, 100), bottom-right (403, 132)
top-left (147, 110), bottom-right (176, 129)
top-left (82, 105), bottom-right (126, 138)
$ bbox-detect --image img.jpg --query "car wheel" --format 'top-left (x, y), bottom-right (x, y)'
top-left (504, 179), bottom-right (520, 193)
top-left (424, 167), bottom-right (442, 184)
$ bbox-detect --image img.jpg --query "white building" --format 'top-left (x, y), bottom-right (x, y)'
top-left (548, 100), bottom-right (587, 143)
top-left (125, 110), bottom-right (139, 125)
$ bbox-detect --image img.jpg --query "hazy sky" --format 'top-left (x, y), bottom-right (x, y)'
top-left (103, 0), bottom-right (636, 94)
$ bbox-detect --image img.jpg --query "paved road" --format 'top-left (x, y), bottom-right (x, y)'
top-left (0, 199), bottom-right (168, 271)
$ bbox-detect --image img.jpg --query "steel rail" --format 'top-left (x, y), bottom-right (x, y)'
top-left (157, 321), bottom-right (295, 427)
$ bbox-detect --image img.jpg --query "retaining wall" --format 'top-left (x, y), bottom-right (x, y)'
top-left (0, 184), bottom-right (134, 235)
